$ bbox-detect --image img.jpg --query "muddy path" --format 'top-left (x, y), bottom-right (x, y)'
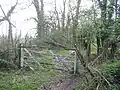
top-left (40, 51), bottom-right (81, 90)
top-left (40, 75), bottom-right (81, 90)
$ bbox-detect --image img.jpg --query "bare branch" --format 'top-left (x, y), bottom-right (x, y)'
top-left (7, 0), bottom-right (18, 17)
top-left (0, 0), bottom-right (18, 23)
top-left (0, 5), bottom-right (6, 16)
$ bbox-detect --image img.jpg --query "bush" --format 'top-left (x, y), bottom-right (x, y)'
top-left (102, 61), bottom-right (120, 90)
top-left (0, 59), bottom-right (17, 70)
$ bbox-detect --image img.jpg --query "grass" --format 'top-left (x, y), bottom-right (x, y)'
top-left (0, 49), bottom-right (69, 90)
top-left (0, 49), bottom-right (76, 90)
top-left (0, 68), bottom-right (57, 90)
top-left (58, 50), bottom-right (69, 56)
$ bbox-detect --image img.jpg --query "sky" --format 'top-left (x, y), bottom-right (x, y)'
top-left (0, 0), bottom-right (93, 37)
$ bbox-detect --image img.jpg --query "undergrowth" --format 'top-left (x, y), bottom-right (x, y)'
top-left (0, 68), bottom-right (57, 90)
top-left (102, 61), bottom-right (120, 90)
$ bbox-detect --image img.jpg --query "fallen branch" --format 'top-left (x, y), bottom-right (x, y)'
top-left (88, 51), bottom-right (104, 66)
top-left (91, 67), bottom-right (111, 87)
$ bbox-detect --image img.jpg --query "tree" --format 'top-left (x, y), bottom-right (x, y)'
top-left (33, 0), bottom-right (45, 39)
top-left (0, 1), bottom-right (18, 46)
top-left (0, 1), bottom-right (18, 61)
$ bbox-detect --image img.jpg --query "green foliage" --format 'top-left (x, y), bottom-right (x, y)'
top-left (0, 59), bottom-right (17, 70)
top-left (0, 68), bottom-right (57, 90)
top-left (38, 50), bottom-right (55, 70)
top-left (75, 85), bottom-right (84, 90)
top-left (102, 61), bottom-right (120, 90)
top-left (111, 84), bottom-right (120, 90)
top-left (59, 50), bottom-right (69, 56)
top-left (102, 61), bottom-right (120, 78)
top-left (0, 50), bottom-right (57, 90)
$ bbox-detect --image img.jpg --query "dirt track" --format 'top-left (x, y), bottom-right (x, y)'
top-left (40, 75), bottom-right (80, 90)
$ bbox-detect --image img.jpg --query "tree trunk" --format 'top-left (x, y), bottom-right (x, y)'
top-left (87, 42), bottom-right (91, 61)
top-left (54, 0), bottom-right (60, 31)
top-left (96, 36), bottom-right (101, 55)
top-left (115, 0), bottom-right (118, 19)
top-left (33, 0), bottom-right (45, 39)
top-left (62, 0), bottom-right (66, 34)
top-left (110, 44), bottom-right (116, 59)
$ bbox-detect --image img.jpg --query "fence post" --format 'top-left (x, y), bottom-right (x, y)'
top-left (18, 43), bottom-right (21, 69)
top-left (18, 43), bottom-right (24, 69)
top-left (21, 44), bottom-right (24, 68)
top-left (74, 51), bottom-right (77, 74)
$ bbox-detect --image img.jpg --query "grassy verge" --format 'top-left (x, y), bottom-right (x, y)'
top-left (0, 69), bottom-right (57, 90)
top-left (0, 50), bottom-right (71, 90)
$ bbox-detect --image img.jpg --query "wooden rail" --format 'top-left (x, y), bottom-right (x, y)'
top-left (18, 43), bottom-right (77, 74)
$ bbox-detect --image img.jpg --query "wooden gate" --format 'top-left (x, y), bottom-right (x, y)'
top-left (18, 43), bottom-right (77, 74)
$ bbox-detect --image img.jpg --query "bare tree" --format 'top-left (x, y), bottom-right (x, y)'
top-left (0, 1), bottom-right (18, 61)
top-left (62, 0), bottom-right (66, 32)
top-left (0, 1), bottom-right (18, 45)
top-left (54, 0), bottom-right (60, 31)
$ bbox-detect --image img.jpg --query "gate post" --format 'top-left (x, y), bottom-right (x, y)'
top-left (18, 43), bottom-right (21, 69)
top-left (21, 44), bottom-right (24, 68)
top-left (74, 51), bottom-right (77, 74)
top-left (18, 43), bottom-right (24, 69)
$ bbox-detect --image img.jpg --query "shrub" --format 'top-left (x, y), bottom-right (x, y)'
top-left (0, 59), bottom-right (17, 70)
top-left (102, 61), bottom-right (120, 90)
